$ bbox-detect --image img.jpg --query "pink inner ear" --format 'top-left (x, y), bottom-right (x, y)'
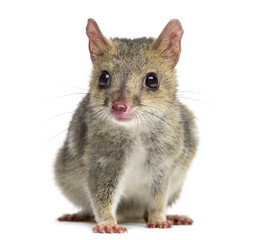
top-left (86, 19), bottom-right (109, 60)
top-left (154, 19), bottom-right (184, 67)
top-left (86, 20), bottom-right (100, 42)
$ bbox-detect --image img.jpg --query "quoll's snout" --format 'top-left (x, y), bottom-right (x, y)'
top-left (111, 102), bottom-right (128, 113)
top-left (110, 102), bottom-right (131, 121)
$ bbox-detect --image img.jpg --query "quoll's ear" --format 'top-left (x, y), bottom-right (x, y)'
top-left (153, 19), bottom-right (184, 68)
top-left (86, 19), bottom-right (110, 61)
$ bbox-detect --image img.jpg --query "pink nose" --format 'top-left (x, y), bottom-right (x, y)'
top-left (111, 102), bottom-right (128, 113)
top-left (110, 102), bottom-right (131, 121)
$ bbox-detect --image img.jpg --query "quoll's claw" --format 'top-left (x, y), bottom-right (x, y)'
top-left (166, 215), bottom-right (193, 225)
top-left (92, 224), bottom-right (127, 234)
top-left (147, 220), bottom-right (173, 229)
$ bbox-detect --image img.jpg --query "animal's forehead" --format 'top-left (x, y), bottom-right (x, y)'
top-left (110, 37), bottom-right (154, 72)
top-left (112, 37), bottom-right (154, 53)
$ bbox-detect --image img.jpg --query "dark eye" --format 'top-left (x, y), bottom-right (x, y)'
top-left (144, 73), bottom-right (159, 90)
top-left (99, 71), bottom-right (111, 88)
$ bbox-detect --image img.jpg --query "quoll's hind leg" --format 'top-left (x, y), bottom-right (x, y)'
top-left (166, 215), bottom-right (193, 225)
top-left (58, 212), bottom-right (95, 222)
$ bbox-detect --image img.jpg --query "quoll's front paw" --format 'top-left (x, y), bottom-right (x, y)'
top-left (147, 220), bottom-right (173, 228)
top-left (92, 224), bottom-right (127, 234)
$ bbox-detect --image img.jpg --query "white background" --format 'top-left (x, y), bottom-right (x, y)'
top-left (1, 0), bottom-right (255, 239)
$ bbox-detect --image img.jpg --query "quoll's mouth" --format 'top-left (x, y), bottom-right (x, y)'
top-left (110, 102), bottom-right (132, 121)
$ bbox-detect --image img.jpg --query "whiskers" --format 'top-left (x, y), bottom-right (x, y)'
top-left (40, 128), bottom-right (69, 149)
top-left (42, 111), bottom-right (75, 124)
top-left (140, 108), bottom-right (172, 128)
top-left (89, 104), bottom-right (107, 122)
top-left (133, 101), bottom-right (172, 127)
top-left (177, 90), bottom-right (211, 105)
top-left (50, 92), bottom-right (86, 100)
top-left (40, 84), bottom-right (88, 149)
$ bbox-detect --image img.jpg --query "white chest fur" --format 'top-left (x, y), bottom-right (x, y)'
top-left (120, 139), bottom-right (152, 202)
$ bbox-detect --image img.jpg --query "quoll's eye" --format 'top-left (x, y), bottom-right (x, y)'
top-left (99, 71), bottom-right (111, 88)
top-left (144, 72), bottom-right (159, 90)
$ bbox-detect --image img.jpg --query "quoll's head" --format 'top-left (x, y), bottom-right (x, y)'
top-left (86, 19), bottom-right (183, 126)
